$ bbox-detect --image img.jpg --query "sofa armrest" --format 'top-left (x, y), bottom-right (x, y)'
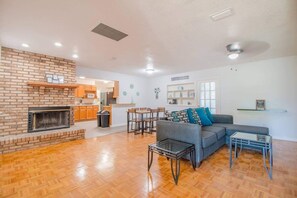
top-left (156, 120), bottom-right (203, 165)
top-left (212, 114), bottom-right (233, 124)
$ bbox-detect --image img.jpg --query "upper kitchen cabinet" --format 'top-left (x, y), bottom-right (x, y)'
top-left (113, 81), bottom-right (119, 98)
top-left (75, 85), bottom-right (85, 98)
top-left (75, 84), bottom-right (97, 98)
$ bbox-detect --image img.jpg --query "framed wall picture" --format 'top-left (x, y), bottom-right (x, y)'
top-left (46, 74), bottom-right (53, 83)
top-left (256, 99), bottom-right (266, 110)
top-left (47, 77), bottom-right (53, 83)
top-left (58, 76), bottom-right (64, 84)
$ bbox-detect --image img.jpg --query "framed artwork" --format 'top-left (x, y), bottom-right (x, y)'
top-left (52, 79), bottom-right (59, 84)
top-left (256, 99), bottom-right (266, 110)
top-left (45, 74), bottom-right (64, 84)
top-left (46, 74), bottom-right (53, 83)
top-left (58, 76), bottom-right (64, 83)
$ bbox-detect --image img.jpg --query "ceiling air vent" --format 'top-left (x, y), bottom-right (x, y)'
top-left (210, 8), bottom-right (233, 21)
top-left (91, 23), bottom-right (128, 41)
top-left (171, 76), bottom-right (189, 81)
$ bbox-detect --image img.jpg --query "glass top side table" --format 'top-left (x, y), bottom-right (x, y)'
top-left (148, 138), bottom-right (196, 185)
top-left (230, 132), bottom-right (273, 179)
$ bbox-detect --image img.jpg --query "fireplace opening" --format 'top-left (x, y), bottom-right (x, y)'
top-left (28, 106), bottom-right (70, 133)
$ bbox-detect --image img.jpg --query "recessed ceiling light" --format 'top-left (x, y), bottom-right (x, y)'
top-left (21, 43), bottom-right (29, 48)
top-left (72, 54), bottom-right (79, 59)
top-left (79, 76), bottom-right (85, 79)
top-left (103, 80), bottom-right (109, 84)
top-left (54, 42), bottom-right (62, 47)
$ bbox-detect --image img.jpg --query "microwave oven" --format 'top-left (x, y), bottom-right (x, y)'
top-left (86, 93), bottom-right (95, 98)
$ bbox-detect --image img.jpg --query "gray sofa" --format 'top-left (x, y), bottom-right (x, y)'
top-left (156, 114), bottom-right (269, 167)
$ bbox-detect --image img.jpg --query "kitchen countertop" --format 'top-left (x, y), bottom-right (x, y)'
top-left (72, 104), bottom-right (99, 106)
top-left (110, 103), bottom-right (136, 107)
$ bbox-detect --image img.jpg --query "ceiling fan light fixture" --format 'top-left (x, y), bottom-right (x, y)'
top-left (145, 68), bottom-right (155, 74)
top-left (226, 44), bottom-right (243, 60)
top-left (228, 53), bottom-right (239, 60)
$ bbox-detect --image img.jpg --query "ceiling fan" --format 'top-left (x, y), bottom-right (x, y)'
top-left (226, 43), bottom-right (243, 60)
top-left (226, 41), bottom-right (270, 60)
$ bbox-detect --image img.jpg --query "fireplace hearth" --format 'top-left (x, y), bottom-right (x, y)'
top-left (28, 106), bottom-right (70, 133)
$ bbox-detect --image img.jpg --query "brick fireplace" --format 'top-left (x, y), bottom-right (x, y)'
top-left (0, 47), bottom-right (85, 153)
top-left (0, 47), bottom-right (76, 136)
top-left (28, 106), bottom-right (71, 133)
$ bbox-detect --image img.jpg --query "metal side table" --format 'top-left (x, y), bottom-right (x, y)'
top-left (230, 132), bottom-right (273, 179)
top-left (148, 138), bottom-right (196, 185)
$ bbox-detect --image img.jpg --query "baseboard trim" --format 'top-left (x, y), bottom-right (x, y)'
top-left (110, 123), bottom-right (127, 128)
top-left (273, 136), bottom-right (297, 142)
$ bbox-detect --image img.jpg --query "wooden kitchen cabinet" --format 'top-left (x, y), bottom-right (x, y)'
top-left (83, 85), bottom-right (91, 91)
top-left (87, 106), bottom-right (93, 119)
top-left (84, 85), bottom-right (96, 91)
top-left (91, 86), bottom-right (96, 91)
top-left (93, 106), bottom-right (99, 118)
top-left (75, 84), bottom-right (97, 98)
top-left (74, 106), bottom-right (80, 121)
top-left (113, 81), bottom-right (119, 98)
top-left (75, 85), bottom-right (85, 98)
top-left (79, 106), bottom-right (87, 120)
top-left (74, 105), bottom-right (99, 122)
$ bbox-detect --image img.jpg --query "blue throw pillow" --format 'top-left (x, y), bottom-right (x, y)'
top-left (205, 107), bottom-right (214, 123)
top-left (187, 108), bottom-right (202, 125)
top-left (195, 108), bottom-right (212, 126)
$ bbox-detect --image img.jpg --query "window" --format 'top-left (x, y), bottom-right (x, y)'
top-left (199, 81), bottom-right (216, 113)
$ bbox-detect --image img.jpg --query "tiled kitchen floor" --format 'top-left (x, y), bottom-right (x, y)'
top-left (75, 120), bottom-right (126, 138)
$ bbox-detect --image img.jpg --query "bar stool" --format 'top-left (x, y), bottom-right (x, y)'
top-left (127, 108), bottom-right (142, 133)
top-left (145, 109), bottom-right (159, 132)
top-left (157, 107), bottom-right (166, 120)
top-left (139, 107), bottom-right (150, 125)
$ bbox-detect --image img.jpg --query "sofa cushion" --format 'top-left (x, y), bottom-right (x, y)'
top-left (165, 110), bottom-right (189, 123)
top-left (205, 107), bottom-right (214, 122)
top-left (196, 108), bottom-right (212, 126)
top-left (187, 108), bottom-right (202, 125)
top-left (201, 131), bottom-right (217, 148)
top-left (202, 126), bottom-right (225, 140)
top-left (212, 123), bottom-right (269, 136)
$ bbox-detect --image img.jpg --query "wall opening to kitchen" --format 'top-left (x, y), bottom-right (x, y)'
top-left (74, 77), bottom-right (119, 122)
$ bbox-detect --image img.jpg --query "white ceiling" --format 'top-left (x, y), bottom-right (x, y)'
top-left (0, 0), bottom-right (296, 77)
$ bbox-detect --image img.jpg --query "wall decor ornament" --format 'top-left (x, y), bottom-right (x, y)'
top-left (136, 91), bottom-right (140, 96)
top-left (154, 88), bottom-right (160, 99)
top-left (130, 84), bottom-right (134, 89)
top-left (122, 91), bottom-right (127, 96)
top-left (46, 74), bottom-right (53, 83)
top-left (256, 99), bottom-right (266, 110)
top-left (45, 74), bottom-right (64, 84)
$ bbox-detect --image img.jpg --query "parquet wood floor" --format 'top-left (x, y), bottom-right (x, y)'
top-left (0, 132), bottom-right (297, 198)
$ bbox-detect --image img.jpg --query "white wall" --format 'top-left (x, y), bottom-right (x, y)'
top-left (147, 56), bottom-right (297, 142)
top-left (76, 66), bottom-right (149, 107)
